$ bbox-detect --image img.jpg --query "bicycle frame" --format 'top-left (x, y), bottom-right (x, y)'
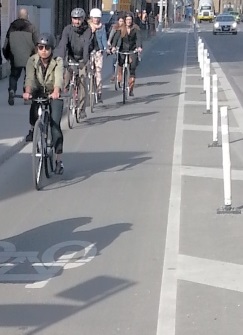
top-left (68, 63), bottom-right (79, 107)
top-left (88, 51), bottom-right (98, 112)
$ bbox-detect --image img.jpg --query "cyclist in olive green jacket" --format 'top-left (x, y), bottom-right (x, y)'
top-left (23, 33), bottom-right (65, 174)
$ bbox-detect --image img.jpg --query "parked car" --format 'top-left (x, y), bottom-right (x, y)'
top-left (213, 14), bottom-right (238, 35)
top-left (228, 11), bottom-right (241, 23)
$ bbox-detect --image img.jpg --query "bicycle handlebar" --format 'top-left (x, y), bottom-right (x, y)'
top-left (15, 94), bottom-right (70, 101)
top-left (117, 50), bottom-right (139, 55)
top-left (67, 62), bottom-right (80, 67)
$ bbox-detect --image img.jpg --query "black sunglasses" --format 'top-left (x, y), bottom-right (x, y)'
top-left (38, 45), bottom-right (51, 51)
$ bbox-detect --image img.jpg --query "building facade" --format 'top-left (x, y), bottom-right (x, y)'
top-left (0, 0), bottom-right (101, 79)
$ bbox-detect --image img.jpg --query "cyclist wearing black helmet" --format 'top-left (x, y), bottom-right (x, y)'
top-left (54, 8), bottom-right (92, 118)
top-left (23, 33), bottom-right (65, 175)
top-left (112, 12), bottom-right (142, 96)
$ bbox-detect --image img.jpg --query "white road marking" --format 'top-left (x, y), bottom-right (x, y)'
top-left (178, 255), bottom-right (243, 293)
top-left (185, 84), bottom-right (203, 88)
top-left (181, 165), bottom-right (243, 180)
top-left (183, 124), bottom-right (240, 133)
top-left (0, 240), bottom-right (97, 289)
top-left (0, 137), bottom-right (24, 146)
top-left (156, 30), bottom-right (188, 335)
top-left (185, 100), bottom-right (228, 105)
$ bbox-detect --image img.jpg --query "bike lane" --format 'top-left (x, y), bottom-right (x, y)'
top-left (2, 23), bottom-right (241, 335)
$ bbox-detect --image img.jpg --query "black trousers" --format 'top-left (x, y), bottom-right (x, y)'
top-left (118, 53), bottom-right (138, 77)
top-left (9, 66), bottom-right (26, 93)
top-left (30, 98), bottom-right (64, 154)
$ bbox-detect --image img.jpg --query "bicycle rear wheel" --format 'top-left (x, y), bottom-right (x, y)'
top-left (67, 85), bottom-right (75, 129)
top-left (123, 67), bottom-right (128, 104)
top-left (89, 75), bottom-right (95, 113)
top-left (32, 119), bottom-right (44, 190)
top-left (43, 112), bottom-right (54, 178)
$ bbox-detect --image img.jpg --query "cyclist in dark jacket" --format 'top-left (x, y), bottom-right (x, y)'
top-left (2, 8), bottom-right (38, 106)
top-left (112, 12), bottom-right (142, 96)
top-left (54, 8), bottom-right (92, 118)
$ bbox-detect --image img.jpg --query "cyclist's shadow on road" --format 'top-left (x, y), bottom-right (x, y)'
top-left (0, 216), bottom-right (132, 285)
top-left (43, 150), bottom-right (152, 190)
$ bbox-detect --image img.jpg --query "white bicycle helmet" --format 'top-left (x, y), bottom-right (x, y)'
top-left (90, 8), bottom-right (102, 18)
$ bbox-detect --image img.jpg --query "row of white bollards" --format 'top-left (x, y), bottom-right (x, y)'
top-left (197, 37), bottom-right (241, 214)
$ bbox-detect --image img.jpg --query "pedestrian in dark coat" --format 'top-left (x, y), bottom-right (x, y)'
top-left (2, 8), bottom-right (38, 105)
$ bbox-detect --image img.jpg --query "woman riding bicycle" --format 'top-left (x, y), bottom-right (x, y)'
top-left (23, 33), bottom-right (64, 175)
top-left (111, 12), bottom-right (142, 96)
top-left (88, 8), bottom-right (108, 103)
top-left (107, 13), bottom-right (125, 82)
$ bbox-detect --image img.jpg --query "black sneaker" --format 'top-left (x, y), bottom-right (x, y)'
top-left (129, 90), bottom-right (134, 97)
top-left (26, 130), bottom-right (33, 142)
top-left (55, 160), bottom-right (64, 175)
top-left (97, 93), bottom-right (103, 103)
top-left (8, 90), bottom-right (15, 106)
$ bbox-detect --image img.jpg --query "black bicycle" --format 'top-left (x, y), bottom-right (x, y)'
top-left (16, 95), bottom-right (68, 190)
top-left (117, 50), bottom-right (139, 104)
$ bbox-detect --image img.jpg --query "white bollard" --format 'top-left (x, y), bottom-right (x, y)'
top-left (198, 38), bottom-right (202, 62)
top-left (205, 58), bottom-right (211, 113)
top-left (212, 74), bottom-right (218, 142)
top-left (209, 74), bottom-right (219, 146)
top-left (202, 49), bottom-right (208, 81)
top-left (217, 106), bottom-right (241, 214)
top-left (199, 42), bottom-right (204, 71)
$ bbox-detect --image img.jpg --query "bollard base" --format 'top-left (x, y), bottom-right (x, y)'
top-left (203, 109), bottom-right (212, 114)
top-left (208, 141), bottom-right (221, 148)
top-left (217, 205), bottom-right (241, 214)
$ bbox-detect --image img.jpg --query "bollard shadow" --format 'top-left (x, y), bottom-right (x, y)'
top-left (229, 137), bottom-right (243, 144)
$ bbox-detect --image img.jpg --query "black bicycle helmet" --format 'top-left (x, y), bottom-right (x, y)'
top-left (37, 33), bottom-right (55, 48)
top-left (71, 8), bottom-right (86, 18)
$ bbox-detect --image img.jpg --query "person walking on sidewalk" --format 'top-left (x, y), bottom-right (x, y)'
top-left (111, 12), bottom-right (142, 96)
top-left (23, 33), bottom-right (65, 175)
top-left (88, 8), bottom-right (108, 104)
top-left (2, 8), bottom-right (38, 106)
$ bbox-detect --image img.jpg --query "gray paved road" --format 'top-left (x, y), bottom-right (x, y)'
top-left (0, 29), bottom-right (185, 335)
top-left (1, 23), bottom-right (243, 335)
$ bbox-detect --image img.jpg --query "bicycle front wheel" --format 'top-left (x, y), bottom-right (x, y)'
top-left (43, 112), bottom-right (54, 178)
top-left (89, 74), bottom-right (96, 113)
top-left (76, 75), bottom-right (87, 123)
top-left (67, 85), bottom-right (75, 129)
top-left (123, 68), bottom-right (128, 105)
top-left (32, 119), bottom-right (44, 190)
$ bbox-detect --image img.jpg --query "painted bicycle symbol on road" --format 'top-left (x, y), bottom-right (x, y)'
top-left (0, 240), bottom-right (97, 288)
